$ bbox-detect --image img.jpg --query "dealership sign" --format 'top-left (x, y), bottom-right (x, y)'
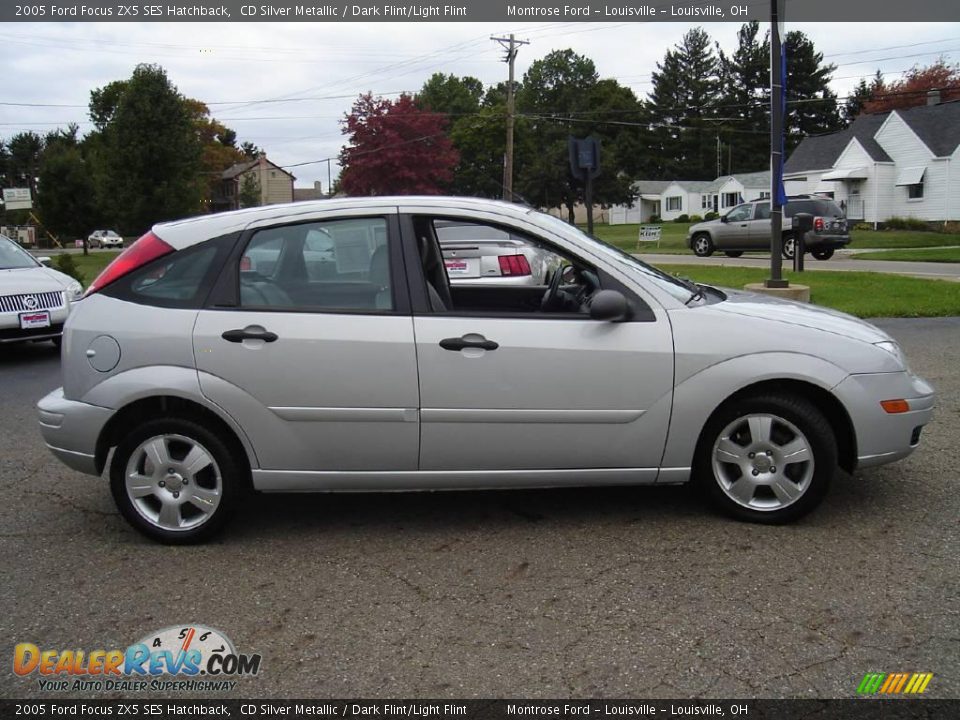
top-left (2, 188), bottom-right (32, 211)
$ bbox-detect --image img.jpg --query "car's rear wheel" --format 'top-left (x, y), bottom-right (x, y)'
top-left (110, 417), bottom-right (243, 544)
top-left (694, 394), bottom-right (836, 524)
top-left (781, 234), bottom-right (796, 260)
top-left (811, 248), bottom-right (835, 260)
top-left (692, 233), bottom-right (714, 257)
top-left (724, 251), bottom-right (743, 258)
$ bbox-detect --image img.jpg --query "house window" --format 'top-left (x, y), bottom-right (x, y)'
top-left (666, 196), bottom-right (682, 212)
top-left (722, 192), bottom-right (740, 208)
top-left (908, 182), bottom-right (924, 200)
top-left (701, 194), bottom-right (712, 209)
top-left (758, 191), bottom-right (771, 200)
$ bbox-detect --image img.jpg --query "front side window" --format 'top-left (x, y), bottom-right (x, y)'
top-left (240, 217), bottom-right (392, 311)
top-left (725, 204), bottom-right (753, 222)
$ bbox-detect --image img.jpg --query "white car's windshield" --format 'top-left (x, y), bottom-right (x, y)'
top-left (0, 236), bottom-right (40, 270)
top-left (531, 211), bottom-right (696, 302)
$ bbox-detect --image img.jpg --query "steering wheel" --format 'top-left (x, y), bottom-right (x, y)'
top-left (541, 263), bottom-right (570, 312)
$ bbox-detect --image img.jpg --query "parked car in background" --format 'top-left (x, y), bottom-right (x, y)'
top-left (88, 230), bottom-right (124, 249)
top-left (0, 234), bottom-right (82, 347)
top-left (687, 195), bottom-right (850, 260)
top-left (436, 219), bottom-right (560, 285)
top-left (37, 197), bottom-right (932, 543)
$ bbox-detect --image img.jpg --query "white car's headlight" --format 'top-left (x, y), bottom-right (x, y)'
top-left (65, 281), bottom-right (83, 301)
top-left (874, 341), bottom-right (908, 370)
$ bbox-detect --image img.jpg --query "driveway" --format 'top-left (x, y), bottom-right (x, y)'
top-left (1, 320), bottom-right (957, 699)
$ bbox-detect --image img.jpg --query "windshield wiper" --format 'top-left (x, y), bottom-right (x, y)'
top-left (684, 282), bottom-right (705, 306)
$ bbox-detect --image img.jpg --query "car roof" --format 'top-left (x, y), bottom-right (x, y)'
top-left (153, 196), bottom-right (537, 250)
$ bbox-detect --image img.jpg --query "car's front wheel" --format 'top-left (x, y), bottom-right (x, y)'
top-left (694, 393), bottom-right (836, 524)
top-left (110, 417), bottom-right (243, 543)
top-left (692, 233), bottom-right (714, 257)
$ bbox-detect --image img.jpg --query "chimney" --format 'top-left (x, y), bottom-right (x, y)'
top-left (927, 89), bottom-right (941, 106)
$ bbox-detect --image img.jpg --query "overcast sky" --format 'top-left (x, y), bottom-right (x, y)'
top-left (2, 20), bottom-right (958, 187)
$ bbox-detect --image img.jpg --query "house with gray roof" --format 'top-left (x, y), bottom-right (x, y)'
top-left (609, 172), bottom-right (771, 224)
top-left (784, 93), bottom-right (960, 225)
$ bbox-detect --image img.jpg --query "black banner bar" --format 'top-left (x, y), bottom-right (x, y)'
top-left (1, 700), bottom-right (958, 720)
top-left (2, 1), bottom-right (959, 23)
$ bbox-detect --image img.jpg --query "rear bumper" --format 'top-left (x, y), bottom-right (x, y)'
top-left (832, 371), bottom-right (935, 470)
top-left (37, 388), bottom-right (113, 476)
top-left (803, 232), bottom-right (850, 250)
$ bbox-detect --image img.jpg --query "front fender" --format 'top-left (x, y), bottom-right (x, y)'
top-left (659, 352), bottom-right (850, 474)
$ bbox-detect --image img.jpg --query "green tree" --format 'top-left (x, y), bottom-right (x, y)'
top-left (238, 172), bottom-right (261, 208)
top-left (37, 132), bottom-right (98, 246)
top-left (92, 64), bottom-right (203, 234)
top-left (716, 21), bottom-right (769, 173)
top-left (648, 28), bottom-right (720, 180)
top-left (844, 71), bottom-right (884, 124)
top-left (783, 30), bottom-right (843, 144)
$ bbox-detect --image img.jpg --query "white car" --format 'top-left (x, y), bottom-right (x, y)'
top-left (88, 230), bottom-right (124, 249)
top-left (0, 235), bottom-right (83, 347)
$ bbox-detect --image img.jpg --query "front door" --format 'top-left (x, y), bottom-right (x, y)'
top-left (193, 211), bottom-right (420, 475)
top-left (404, 213), bottom-right (674, 474)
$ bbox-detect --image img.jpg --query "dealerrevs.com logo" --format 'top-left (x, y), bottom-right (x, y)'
top-left (13, 624), bottom-right (261, 692)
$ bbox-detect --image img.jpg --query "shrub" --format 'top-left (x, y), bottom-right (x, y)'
top-left (704, 211), bottom-right (719, 221)
top-left (674, 214), bottom-right (690, 223)
top-left (853, 223), bottom-right (873, 232)
top-left (649, 214), bottom-right (661, 223)
top-left (688, 214), bottom-right (704, 223)
top-left (53, 253), bottom-right (84, 284)
top-left (884, 216), bottom-right (929, 231)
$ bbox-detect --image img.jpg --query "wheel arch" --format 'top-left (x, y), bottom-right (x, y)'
top-left (95, 395), bottom-right (257, 483)
top-left (697, 379), bottom-right (858, 474)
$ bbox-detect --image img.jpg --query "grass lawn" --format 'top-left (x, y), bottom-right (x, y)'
top-left (850, 229), bottom-right (960, 249)
top-left (852, 247), bottom-right (960, 263)
top-left (656, 264), bottom-right (960, 318)
top-left (59, 251), bottom-right (118, 284)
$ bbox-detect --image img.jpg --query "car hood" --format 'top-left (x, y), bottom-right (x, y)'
top-left (710, 287), bottom-right (892, 344)
top-left (0, 266), bottom-right (74, 294)
top-left (689, 219), bottom-right (722, 233)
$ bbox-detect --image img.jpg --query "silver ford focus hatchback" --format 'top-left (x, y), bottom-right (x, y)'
top-left (37, 197), bottom-right (934, 543)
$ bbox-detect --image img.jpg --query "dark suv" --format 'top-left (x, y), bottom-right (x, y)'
top-left (686, 195), bottom-right (850, 260)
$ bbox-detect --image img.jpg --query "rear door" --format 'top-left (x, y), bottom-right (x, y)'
top-left (747, 201), bottom-right (772, 248)
top-left (193, 208), bottom-right (420, 477)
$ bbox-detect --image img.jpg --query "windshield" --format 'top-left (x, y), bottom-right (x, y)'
top-left (531, 211), bottom-right (696, 302)
top-left (0, 236), bottom-right (40, 270)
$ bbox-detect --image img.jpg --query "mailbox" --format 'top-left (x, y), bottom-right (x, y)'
top-left (791, 212), bottom-right (814, 272)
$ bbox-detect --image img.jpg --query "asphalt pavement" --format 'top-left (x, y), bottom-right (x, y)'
top-left (1, 320), bottom-right (958, 699)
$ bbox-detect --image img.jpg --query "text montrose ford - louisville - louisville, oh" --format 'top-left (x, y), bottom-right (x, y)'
top-left (506, 5), bottom-right (734, 17)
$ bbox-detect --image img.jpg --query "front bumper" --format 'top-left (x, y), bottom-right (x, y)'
top-left (833, 371), bottom-right (935, 470)
top-left (37, 388), bottom-right (113, 476)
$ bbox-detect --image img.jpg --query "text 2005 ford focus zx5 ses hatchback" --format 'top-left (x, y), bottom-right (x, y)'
top-left (37, 197), bottom-right (934, 543)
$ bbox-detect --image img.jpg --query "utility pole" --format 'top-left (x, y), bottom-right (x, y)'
top-left (491, 33), bottom-right (528, 202)
top-left (716, 135), bottom-right (721, 178)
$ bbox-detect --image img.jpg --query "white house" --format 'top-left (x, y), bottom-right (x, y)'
top-left (783, 94), bottom-right (960, 225)
top-left (609, 171), bottom-right (770, 224)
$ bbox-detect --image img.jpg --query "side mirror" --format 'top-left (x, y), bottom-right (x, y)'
top-left (37, 256), bottom-right (52, 267)
top-left (719, 215), bottom-right (728, 223)
top-left (589, 290), bottom-right (631, 322)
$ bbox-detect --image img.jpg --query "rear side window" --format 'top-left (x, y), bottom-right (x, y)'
top-left (786, 199), bottom-right (843, 217)
top-left (239, 217), bottom-right (393, 312)
top-left (102, 235), bottom-right (234, 309)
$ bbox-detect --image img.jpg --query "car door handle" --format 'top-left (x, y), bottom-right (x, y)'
top-left (439, 336), bottom-right (499, 352)
top-left (221, 328), bottom-right (278, 343)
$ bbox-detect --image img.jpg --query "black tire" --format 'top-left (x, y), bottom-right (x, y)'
top-left (692, 233), bottom-right (714, 257)
top-left (781, 234), bottom-right (796, 260)
top-left (724, 251), bottom-right (744, 258)
top-left (51, 337), bottom-right (62, 349)
top-left (110, 416), bottom-right (245, 544)
top-left (693, 393), bottom-right (836, 524)
top-left (811, 248), bottom-right (835, 261)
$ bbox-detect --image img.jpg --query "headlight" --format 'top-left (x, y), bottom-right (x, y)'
top-left (874, 341), bottom-right (908, 370)
top-left (66, 281), bottom-right (83, 301)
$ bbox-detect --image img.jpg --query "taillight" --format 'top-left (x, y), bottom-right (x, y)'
top-left (498, 254), bottom-right (531, 276)
top-left (85, 231), bottom-right (174, 296)
top-left (814, 217), bottom-right (825, 232)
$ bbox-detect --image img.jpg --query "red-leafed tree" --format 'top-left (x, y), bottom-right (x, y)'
top-left (861, 59), bottom-right (960, 114)
top-left (338, 93), bottom-right (458, 195)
